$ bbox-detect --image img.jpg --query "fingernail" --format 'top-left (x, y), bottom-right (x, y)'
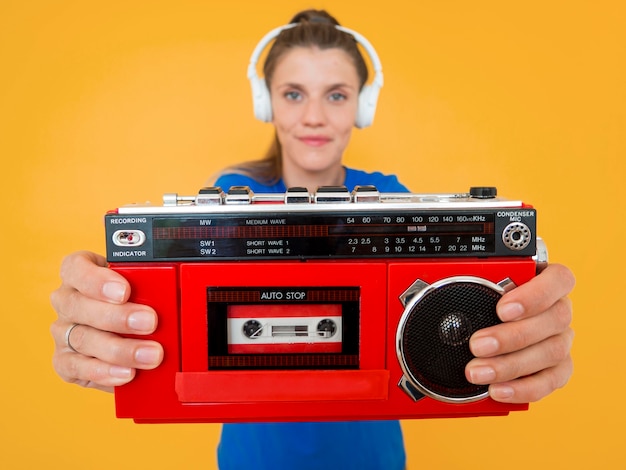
top-left (471, 336), bottom-right (499, 356)
top-left (135, 346), bottom-right (161, 365)
top-left (109, 366), bottom-right (132, 379)
top-left (498, 302), bottom-right (524, 321)
top-left (490, 385), bottom-right (515, 400)
top-left (128, 311), bottom-right (156, 333)
top-left (468, 366), bottom-right (496, 384)
top-left (102, 282), bottom-right (127, 303)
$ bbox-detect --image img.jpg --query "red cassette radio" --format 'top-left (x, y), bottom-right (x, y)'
top-left (105, 185), bottom-right (546, 423)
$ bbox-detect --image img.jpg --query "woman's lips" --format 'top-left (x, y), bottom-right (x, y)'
top-left (299, 136), bottom-right (331, 147)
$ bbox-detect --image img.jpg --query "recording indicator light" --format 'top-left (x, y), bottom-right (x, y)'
top-left (112, 230), bottom-right (146, 247)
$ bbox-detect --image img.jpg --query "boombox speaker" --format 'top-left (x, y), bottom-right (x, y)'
top-left (397, 276), bottom-right (514, 404)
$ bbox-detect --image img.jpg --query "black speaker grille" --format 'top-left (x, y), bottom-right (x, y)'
top-left (400, 281), bottom-right (502, 400)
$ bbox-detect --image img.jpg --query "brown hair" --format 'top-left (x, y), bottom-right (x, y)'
top-left (218, 10), bottom-right (369, 185)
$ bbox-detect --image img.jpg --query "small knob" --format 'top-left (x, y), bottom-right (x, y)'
top-left (469, 187), bottom-right (497, 199)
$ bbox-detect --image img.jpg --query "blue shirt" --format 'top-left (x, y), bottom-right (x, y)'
top-left (215, 167), bottom-right (409, 470)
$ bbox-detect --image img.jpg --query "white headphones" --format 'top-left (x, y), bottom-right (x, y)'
top-left (247, 23), bottom-right (384, 128)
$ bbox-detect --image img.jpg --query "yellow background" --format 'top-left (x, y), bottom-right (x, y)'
top-left (1, 1), bottom-right (624, 468)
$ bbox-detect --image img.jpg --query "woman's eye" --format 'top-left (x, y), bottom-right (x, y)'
top-left (285, 91), bottom-right (302, 101)
top-left (329, 92), bottom-right (347, 102)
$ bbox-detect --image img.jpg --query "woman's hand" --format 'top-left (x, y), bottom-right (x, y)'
top-left (50, 251), bottom-right (164, 392)
top-left (466, 263), bottom-right (575, 403)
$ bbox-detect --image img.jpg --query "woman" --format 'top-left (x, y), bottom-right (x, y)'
top-left (50, 10), bottom-right (574, 470)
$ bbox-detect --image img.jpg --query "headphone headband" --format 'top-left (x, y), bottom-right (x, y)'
top-left (247, 22), bottom-right (384, 128)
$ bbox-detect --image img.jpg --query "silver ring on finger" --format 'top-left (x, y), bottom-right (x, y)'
top-left (65, 323), bottom-right (81, 353)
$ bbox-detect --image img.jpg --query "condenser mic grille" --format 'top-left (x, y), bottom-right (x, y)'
top-left (401, 282), bottom-right (502, 400)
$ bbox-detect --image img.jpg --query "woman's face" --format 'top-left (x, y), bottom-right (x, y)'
top-left (269, 46), bottom-right (360, 187)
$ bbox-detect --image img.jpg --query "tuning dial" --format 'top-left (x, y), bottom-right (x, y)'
top-left (469, 187), bottom-right (497, 199)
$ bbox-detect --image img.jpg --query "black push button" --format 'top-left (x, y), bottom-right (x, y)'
top-left (352, 185), bottom-right (380, 203)
top-left (314, 186), bottom-right (351, 203)
top-left (285, 187), bottom-right (311, 204)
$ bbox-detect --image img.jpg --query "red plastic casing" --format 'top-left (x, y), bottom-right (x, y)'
top-left (112, 258), bottom-right (532, 423)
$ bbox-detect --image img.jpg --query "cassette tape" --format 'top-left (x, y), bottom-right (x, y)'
top-left (225, 298), bottom-right (344, 354)
top-left (106, 185), bottom-right (546, 423)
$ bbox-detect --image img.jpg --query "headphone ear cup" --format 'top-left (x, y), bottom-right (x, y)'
top-left (355, 84), bottom-right (380, 128)
top-left (250, 76), bottom-right (273, 122)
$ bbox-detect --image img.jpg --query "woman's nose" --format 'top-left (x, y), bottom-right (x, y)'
top-left (301, 98), bottom-right (326, 126)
